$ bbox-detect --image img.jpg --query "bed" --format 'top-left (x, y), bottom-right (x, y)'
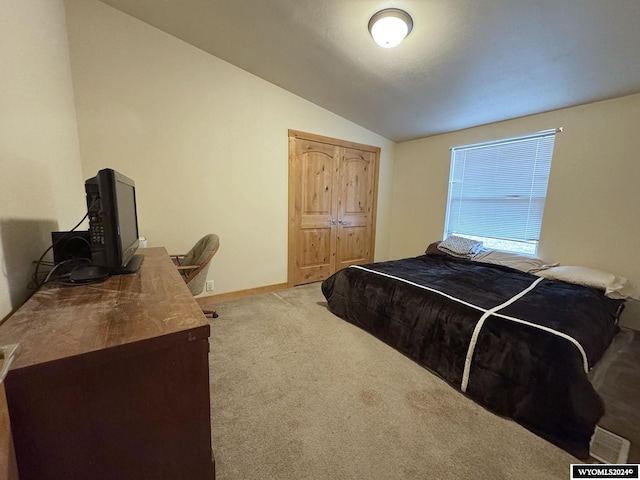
top-left (321, 250), bottom-right (628, 459)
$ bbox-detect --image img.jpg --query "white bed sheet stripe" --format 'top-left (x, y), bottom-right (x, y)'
top-left (460, 276), bottom-right (543, 392)
top-left (349, 265), bottom-right (590, 393)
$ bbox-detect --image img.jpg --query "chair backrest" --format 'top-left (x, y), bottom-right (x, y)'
top-left (182, 234), bottom-right (220, 296)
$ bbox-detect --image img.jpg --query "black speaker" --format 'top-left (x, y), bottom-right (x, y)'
top-left (51, 230), bottom-right (92, 264)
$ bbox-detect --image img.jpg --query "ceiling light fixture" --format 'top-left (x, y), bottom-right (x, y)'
top-left (368, 8), bottom-right (413, 48)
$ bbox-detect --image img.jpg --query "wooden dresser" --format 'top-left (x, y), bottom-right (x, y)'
top-left (0, 248), bottom-right (215, 480)
top-left (0, 386), bottom-right (17, 480)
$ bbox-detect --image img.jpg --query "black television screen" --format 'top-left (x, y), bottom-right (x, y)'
top-left (85, 168), bottom-right (143, 274)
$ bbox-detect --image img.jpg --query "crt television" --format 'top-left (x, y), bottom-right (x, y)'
top-left (85, 168), bottom-right (143, 274)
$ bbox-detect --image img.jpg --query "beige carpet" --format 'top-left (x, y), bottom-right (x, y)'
top-left (590, 327), bottom-right (640, 462)
top-left (207, 283), bottom-right (578, 480)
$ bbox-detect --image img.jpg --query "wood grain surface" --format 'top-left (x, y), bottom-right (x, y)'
top-left (0, 247), bottom-right (209, 372)
top-left (0, 247), bottom-right (215, 480)
top-left (0, 382), bottom-right (18, 480)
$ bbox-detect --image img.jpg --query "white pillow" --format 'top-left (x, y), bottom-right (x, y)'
top-left (535, 266), bottom-right (640, 300)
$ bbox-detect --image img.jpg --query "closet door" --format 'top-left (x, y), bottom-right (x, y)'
top-left (335, 147), bottom-right (378, 270)
top-left (288, 131), bottom-right (380, 287)
top-left (288, 137), bottom-right (339, 286)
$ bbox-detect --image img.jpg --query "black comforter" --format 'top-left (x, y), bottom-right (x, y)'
top-left (321, 255), bottom-right (624, 458)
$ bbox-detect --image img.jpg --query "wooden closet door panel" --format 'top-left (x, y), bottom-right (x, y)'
top-left (290, 138), bottom-right (339, 285)
top-left (288, 131), bottom-right (380, 287)
top-left (335, 148), bottom-right (377, 269)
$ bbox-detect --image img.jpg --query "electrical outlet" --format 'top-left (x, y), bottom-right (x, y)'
top-left (206, 280), bottom-right (215, 291)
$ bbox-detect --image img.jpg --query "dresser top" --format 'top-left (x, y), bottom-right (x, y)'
top-left (0, 248), bottom-right (209, 372)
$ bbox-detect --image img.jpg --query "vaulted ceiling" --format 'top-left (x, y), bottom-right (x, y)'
top-left (97, 0), bottom-right (640, 142)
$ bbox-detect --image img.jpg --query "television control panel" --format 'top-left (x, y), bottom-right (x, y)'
top-left (86, 186), bottom-right (105, 246)
top-left (85, 181), bottom-right (110, 267)
top-left (89, 212), bottom-right (105, 245)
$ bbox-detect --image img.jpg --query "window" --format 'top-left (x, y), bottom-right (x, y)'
top-left (443, 129), bottom-right (558, 255)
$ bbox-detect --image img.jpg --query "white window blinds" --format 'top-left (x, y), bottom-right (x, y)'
top-left (444, 129), bottom-right (558, 255)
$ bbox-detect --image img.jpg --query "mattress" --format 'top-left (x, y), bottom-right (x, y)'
top-left (321, 254), bottom-right (624, 458)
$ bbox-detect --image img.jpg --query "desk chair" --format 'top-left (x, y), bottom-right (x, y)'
top-left (171, 234), bottom-right (220, 318)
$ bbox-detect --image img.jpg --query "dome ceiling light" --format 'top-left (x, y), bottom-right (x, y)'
top-left (368, 8), bottom-right (413, 48)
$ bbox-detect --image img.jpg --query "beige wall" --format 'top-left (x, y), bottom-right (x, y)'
top-left (0, 0), bottom-right (86, 320)
top-left (391, 94), bottom-right (640, 329)
top-left (64, 0), bottom-right (396, 296)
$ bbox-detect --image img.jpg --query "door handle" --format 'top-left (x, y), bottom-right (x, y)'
top-left (329, 219), bottom-right (337, 225)
top-left (338, 220), bottom-right (351, 226)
